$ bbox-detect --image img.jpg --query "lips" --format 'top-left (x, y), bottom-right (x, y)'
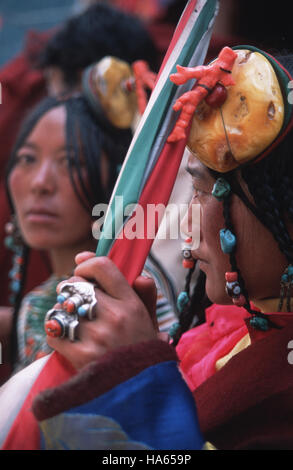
top-left (25, 206), bottom-right (59, 222)
top-left (27, 206), bottom-right (58, 216)
top-left (191, 250), bottom-right (208, 265)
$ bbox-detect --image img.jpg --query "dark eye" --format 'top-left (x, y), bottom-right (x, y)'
top-left (192, 185), bottom-right (202, 199)
top-left (57, 154), bottom-right (74, 169)
top-left (15, 153), bottom-right (36, 165)
top-left (191, 180), bottom-right (207, 200)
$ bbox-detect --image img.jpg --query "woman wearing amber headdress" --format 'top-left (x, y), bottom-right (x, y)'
top-left (2, 42), bottom-right (293, 450)
top-left (36, 44), bottom-right (293, 450)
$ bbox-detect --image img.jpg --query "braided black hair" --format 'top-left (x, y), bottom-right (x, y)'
top-left (172, 266), bottom-right (211, 346)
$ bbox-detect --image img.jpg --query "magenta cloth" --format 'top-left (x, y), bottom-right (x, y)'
top-left (176, 304), bottom-right (250, 391)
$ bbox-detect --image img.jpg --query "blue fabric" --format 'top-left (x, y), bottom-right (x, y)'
top-left (40, 361), bottom-right (203, 450)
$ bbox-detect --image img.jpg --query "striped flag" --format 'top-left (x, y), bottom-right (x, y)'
top-left (97, 0), bottom-right (219, 284)
top-left (0, 0), bottom-right (219, 449)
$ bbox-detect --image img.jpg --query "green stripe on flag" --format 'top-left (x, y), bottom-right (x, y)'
top-left (96, 0), bottom-right (218, 257)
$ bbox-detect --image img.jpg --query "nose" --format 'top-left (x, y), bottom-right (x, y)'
top-left (30, 160), bottom-right (57, 195)
top-left (180, 200), bottom-right (201, 250)
top-left (180, 204), bottom-right (192, 239)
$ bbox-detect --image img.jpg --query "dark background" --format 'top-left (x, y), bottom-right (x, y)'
top-left (0, 0), bottom-right (76, 66)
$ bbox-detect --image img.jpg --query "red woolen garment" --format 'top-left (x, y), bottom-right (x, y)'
top-left (195, 312), bottom-right (293, 449)
top-left (177, 305), bottom-right (293, 449)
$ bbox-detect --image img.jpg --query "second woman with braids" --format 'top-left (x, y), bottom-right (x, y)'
top-left (0, 57), bottom-right (176, 380)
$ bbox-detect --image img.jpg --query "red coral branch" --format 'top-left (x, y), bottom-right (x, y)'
top-left (132, 60), bottom-right (157, 115)
top-left (167, 46), bottom-right (238, 143)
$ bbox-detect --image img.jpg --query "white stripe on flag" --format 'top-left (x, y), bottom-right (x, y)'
top-left (0, 354), bottom-right (51, 447)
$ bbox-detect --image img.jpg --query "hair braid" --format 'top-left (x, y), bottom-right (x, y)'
top-left (171, 264), bottom-right (195, 346)
top-left (242, 164), bottom-right (293, 265)
top-left (10, 245), bottom-right (30, 367)
top-left (172, 265), bottom-right (210, 346)
top-left (222, 192), bottom-right (256, 315)
top-left (221, 183), bottom-right (283, 327)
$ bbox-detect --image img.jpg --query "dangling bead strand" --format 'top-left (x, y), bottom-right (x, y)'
top-left (249, 316), bottom-right (269, 332)
top-left (177, 238), bottom-right (195, 307)
top-left (211, 178), bottom-right (271, 332)
top-left (212, 177), bottom-right (231, 201)
top-left (4, 218), bottom-right (25, 306)
top-left (181, 237), bottom-right (195, 269)
top-left (169, 238), bottom-right (195, 343)
top-left (220, 228), bottom-right (237, 254)
top-left (279, 265), bottom-right (293, 312)
top-left (225, 272), bottom-right (246, 307)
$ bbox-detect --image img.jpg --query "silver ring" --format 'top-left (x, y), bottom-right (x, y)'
top-left (45, 308), bottom-right (80, 341)
top-left (44, 281), bottom-right (97, 341)
top-left (57, 281), bottom-right (97, 320)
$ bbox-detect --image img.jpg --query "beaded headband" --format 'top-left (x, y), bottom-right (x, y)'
top-left (168, 45), bottom-right (293, 172)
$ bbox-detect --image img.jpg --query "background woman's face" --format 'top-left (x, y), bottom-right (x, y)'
top-left (9, 106), bottom-right (94, 252)
top-left (184, 154), bottom-right (288, 305)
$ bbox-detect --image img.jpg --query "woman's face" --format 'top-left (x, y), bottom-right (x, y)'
top-left (9, 106), bottom-right (94, 252)
top-left (183, 153), bottom-right (288, 305)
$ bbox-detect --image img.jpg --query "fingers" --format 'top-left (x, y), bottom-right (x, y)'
top-left (47, 330), bottom-right (107, 370)
top-left (75, 251), bottom-right (96, 265)
top-left (74, 256), bottom-right (133, 300)
top-left (158, 332), bottom-right (169, 342)
top-left (56, 275), bottom-right (86, 294)
top-left (132, 276), bottom-right (158, 330)
top-left (46, 257), bottom-right (160, 371)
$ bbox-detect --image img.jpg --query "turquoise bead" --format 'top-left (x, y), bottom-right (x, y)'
top-left (249, 316), bottom-right (269, 331)
top-left (177, 291), bottom-right (189, 313)
top-left (4, 236), bottom-right (13, 249)
top-left (11, 280), bottom-right (20, 293)
top-left (282, 273), bottom-right (289, 283)
top-left (4, 236), bottom-right (22, 254)
top-left (8, 268), bottom-right (17, 278)
top-left (169, 322), bottom-right (180, 338)
top-left (219, 229), bottom-right (236, 254)
top-left (57, 294), bottom-right (66, 304)
top-left (288, 265), bottom-right (293, 276)
top-left (212, 178), bottom-right (231, 200)
top-left (77, 305), bottom-right (88, 317)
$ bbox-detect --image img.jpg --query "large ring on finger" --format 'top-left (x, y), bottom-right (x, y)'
top-left (44, 281), bottom-right (97, 341)
top-left (45, 308), bottom-right (80, 341)
top-left (57, 281), bottom-right (97, 320)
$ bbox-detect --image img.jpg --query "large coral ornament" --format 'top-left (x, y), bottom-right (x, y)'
top-left (167, 46), bottom-right (237, 142)
top-left (188, 49), bottom-right (285, 172)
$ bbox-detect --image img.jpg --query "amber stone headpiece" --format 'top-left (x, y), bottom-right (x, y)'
top-left (168, 46), bottom-right (293, 172)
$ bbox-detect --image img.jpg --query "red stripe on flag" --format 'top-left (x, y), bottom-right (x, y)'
top-left (108, 134), bottom-right (189, 285)
top-left (157, 0), bottom-right (198, 80)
